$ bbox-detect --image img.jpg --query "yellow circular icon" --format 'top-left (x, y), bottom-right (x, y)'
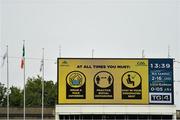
top-left (122, 71), bottom-right (142, 88)
top-left (66, 71), bottom-right (86, 88)
top-left (94, 71), bottom-right (113, 88)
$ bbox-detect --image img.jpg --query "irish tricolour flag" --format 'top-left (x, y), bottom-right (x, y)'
top-left (21, 43), bottom-right (25, 69)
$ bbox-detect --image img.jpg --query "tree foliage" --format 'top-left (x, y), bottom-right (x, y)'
top-left (26, 76), bottom-right (42, 107)
top-left (0, 82), bottom-right (7, 107)
top-left (44, 80), bottom-right (57, 107)
top-left (26, 75), bottom-right (56, 107)
top-left (0, 75), bottom-right (57, 107)
top-left (9, 86), bottom-right (23, 107)
top-left (0, 83), bottom-right (23, 107)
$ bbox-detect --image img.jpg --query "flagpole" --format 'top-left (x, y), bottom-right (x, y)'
top-left (42, 48), bottom-right (44, 120)
top-left (6, 45), bottom-right (9, 120)
top-left (23, 40), bottom-right (26, 120)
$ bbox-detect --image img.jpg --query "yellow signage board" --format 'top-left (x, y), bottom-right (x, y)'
top-left (58, 58), bottom-right (148, 104)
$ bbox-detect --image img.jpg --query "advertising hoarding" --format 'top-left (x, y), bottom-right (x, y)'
top-left (57, 58), bottom-right (173, 105)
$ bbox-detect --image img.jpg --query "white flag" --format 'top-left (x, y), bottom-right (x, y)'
top-left (40, 59), bottom-right (43, 72)
top-left (1, 50), bottom-right (7, 67)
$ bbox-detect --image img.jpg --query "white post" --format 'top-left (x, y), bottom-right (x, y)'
top-left (42, 48), bottom-right (45, 120)
top-left (6, 45), bottom-right (9, 120)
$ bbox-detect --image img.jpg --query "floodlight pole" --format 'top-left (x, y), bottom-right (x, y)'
top-left (168, 45), bottom-right (171, 58)
top-left (92, 49), bottom-right (94, 58)
top-left (142, 49), bottom-right (145, 58)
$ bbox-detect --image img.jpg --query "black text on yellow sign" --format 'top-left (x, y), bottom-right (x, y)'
top-left (58, 58), bottom-right (149, 104)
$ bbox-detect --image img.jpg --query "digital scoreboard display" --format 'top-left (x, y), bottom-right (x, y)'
top-left (149, 59), bottom-right (173, 104)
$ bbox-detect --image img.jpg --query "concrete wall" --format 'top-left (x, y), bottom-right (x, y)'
top-left (0, 107), bottom-right (55, 119)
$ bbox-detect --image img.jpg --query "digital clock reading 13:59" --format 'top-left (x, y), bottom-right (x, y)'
top-left (150, 63), bottom-right (171, 69)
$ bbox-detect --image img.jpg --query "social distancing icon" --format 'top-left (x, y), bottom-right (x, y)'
top-left (94, 71), bottom-right (114, 99)
top-left (94, 72), bottom-right (113, 88)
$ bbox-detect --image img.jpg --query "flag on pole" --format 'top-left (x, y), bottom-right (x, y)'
top-left (1, 49), bottom-right (8, 67)
top-left (21, 43), bottom-right (25, 69)
top-left (40, 59), bottom-right (43, 72)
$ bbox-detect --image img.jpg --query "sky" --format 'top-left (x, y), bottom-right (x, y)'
top-left (0, 0), bottom-right (180, 108)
